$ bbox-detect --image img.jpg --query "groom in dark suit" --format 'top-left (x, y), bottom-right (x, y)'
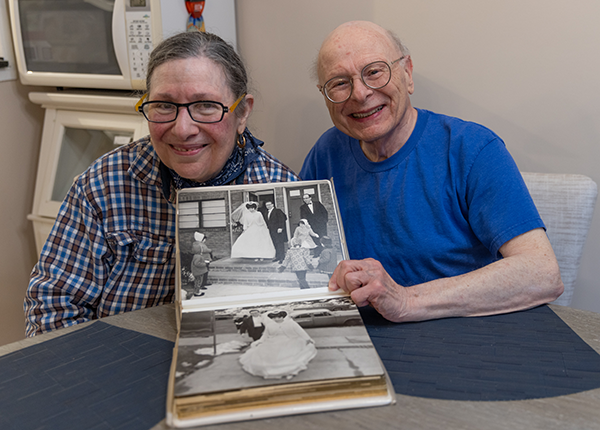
top-left (262, 201), bottom-right (288, 263)
top-left (240, 309), bottom-right (265, 341)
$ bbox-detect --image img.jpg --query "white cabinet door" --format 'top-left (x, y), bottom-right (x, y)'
top-left (32, 108), bottom-right (147, 219)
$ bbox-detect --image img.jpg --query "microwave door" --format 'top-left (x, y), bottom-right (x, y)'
top-left (112, 0), bottom-right (133, 88)
top-left (10, 0), bottom-right (132, 90)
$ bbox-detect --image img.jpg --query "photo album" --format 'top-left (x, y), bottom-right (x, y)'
top-left (166, 180), bottom-right (394, 428)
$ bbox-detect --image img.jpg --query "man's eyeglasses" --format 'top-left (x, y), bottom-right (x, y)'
top-left (135, 93), bottom-right (246, 123)
top-left (319, 57), bottom-right (405, 103)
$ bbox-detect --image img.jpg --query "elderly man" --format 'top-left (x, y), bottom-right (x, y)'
top-left (300, 20), bottom-right (563, 323)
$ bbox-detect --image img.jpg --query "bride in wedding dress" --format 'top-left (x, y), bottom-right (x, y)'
top-left (239, 310), bottom-right (317, 379)
top-left (230, 202), bottom-right (275, 259)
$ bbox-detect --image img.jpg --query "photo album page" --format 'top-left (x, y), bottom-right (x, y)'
top-left (166, 180), bottom-right (394, 428)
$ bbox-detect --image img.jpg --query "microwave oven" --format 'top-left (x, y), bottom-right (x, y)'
top-left (8, 0), bottom-right (237, 91)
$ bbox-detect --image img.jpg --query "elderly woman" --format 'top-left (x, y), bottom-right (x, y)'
top-left (25, 31), bottom-right (299, 336)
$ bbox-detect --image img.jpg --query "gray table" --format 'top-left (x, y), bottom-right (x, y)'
top-left (2, 304), bottom-right (600, 430)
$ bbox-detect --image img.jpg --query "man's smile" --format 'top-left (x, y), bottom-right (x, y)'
top-left (351, 105), bottom-right (384, 119)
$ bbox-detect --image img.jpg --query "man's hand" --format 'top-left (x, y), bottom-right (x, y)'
top-left (329, 258), bottom-right (409, 322)
top-left (328, 229), bottom-right (563, 324)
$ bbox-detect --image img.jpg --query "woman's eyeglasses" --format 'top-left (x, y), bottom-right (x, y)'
top-left (135, 93), bottom-right (246, 123)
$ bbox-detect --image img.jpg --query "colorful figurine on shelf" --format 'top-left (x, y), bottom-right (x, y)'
top-left (186, 0), bottom-right (206, 32)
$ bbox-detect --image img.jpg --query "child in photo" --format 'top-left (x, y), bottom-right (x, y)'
top-left (277, 238), bottom-right (314, 289)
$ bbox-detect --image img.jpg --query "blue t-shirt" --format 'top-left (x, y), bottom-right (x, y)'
top-left (300, 109), bottom-right (544, 287)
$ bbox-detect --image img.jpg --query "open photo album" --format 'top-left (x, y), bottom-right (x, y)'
top-left (166, 180), bottom-right (395, 428)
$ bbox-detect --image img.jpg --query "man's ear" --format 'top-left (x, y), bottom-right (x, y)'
top-left (403, 56), bottom-right (415, 95)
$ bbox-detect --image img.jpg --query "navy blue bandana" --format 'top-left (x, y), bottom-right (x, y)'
top-left (160, 128), bottom-right (263, 202)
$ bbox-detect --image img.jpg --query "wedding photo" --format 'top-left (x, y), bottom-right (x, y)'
top-left (173, 297), bottom-right (383, 398)
top-left (177, 181), bottom-right (347, 301)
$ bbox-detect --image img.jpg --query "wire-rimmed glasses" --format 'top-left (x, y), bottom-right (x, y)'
top-left (135, 93), bottom-right (246, 123)
top-left (319, 57), bottom-right (405, 103)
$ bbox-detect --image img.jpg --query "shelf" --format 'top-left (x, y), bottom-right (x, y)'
top-left (29, 91), bottom-right (142, 115)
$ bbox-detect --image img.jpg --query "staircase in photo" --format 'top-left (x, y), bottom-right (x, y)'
top-left (186, 258), bottom-right (331, 289)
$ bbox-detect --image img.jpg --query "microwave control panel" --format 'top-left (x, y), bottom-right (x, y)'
top-left (126, 10), bottom-right (153, 84)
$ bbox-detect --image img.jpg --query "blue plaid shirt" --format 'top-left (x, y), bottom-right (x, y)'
top-left (25, 136), bottom-right (299, 336)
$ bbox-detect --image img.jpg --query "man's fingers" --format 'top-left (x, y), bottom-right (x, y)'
top-left (329, 259), bottom-right (367, 291)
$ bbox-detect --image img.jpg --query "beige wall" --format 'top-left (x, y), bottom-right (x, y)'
top-left (0, 79), bottom-right (44, 345)
top-left (2, 0), bottom-right (599, 345)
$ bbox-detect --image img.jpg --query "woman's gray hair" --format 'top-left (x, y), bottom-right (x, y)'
top-left (146, 31), bottom-right (248, 115)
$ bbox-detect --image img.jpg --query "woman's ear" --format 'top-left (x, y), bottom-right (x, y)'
top-left (237, 94), bottom-right (255, 134)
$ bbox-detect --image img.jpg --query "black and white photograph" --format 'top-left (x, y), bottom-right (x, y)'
top-left (177, 180), bottom-right (346, 301)
top-left (173, 297), bottom-right (384, 397)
